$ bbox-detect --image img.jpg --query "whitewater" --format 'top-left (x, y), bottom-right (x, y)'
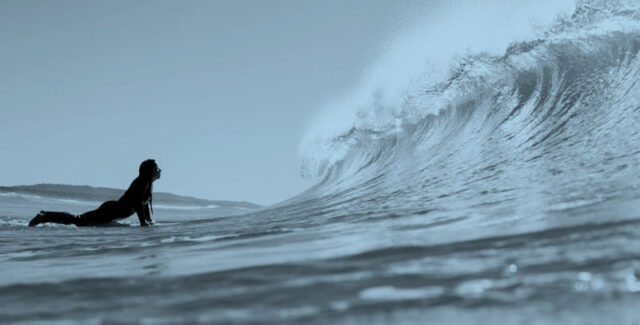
top-left (3, 1), bottom-right (640, 323)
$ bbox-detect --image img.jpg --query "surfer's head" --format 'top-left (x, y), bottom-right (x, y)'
top-left (139, 159), bottom-right (161, 181)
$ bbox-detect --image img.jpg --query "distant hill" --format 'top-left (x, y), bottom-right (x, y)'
top-left (0, 184), bottom-right (262, 210)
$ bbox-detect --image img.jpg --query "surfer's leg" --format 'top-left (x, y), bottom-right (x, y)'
top-left (28, 201), bottom-right (121, 227)
top-left (28, 211), bottom-right (85, 227)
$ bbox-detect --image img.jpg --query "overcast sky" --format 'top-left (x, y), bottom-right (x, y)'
top-left (0, 0), bottom-right (427, 205)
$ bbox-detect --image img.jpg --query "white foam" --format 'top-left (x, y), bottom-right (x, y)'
top-left (0, 192), bottom-right (43, 199)
top-left (154, 204), bottom-right (219, 210)
top-left (143, 235), bottom-right (224, 247)
top-left (359, 285), bottom-right (445, 301)
top-left (1, 250), bottom-right (38, 260)
top-left (455, 279), bottom-right (493, 296)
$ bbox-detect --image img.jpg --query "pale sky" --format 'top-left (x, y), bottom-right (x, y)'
top-left (0, 0), bottom-right (424, 205)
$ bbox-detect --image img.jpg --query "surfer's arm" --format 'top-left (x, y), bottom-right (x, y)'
top-left (136, 203), bottom-right (148, 226)
top-left (143, 203), bottom-right (153, 224)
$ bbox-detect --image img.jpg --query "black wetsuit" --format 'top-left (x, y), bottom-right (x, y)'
top-left (30, 177), bottom-right (153, 227)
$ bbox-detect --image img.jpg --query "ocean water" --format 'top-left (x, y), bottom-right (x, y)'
top-left (4, 1), bottom-right (640, 324)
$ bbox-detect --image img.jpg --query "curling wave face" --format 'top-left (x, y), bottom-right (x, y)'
top-left (298, 0), bottom-right (640, 214)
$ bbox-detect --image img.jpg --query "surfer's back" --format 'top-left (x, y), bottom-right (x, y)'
top-left (119, 177), bottom-right (151, 208)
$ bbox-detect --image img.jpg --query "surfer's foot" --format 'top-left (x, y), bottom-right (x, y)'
top-left (28, 211), bottom-right (45, 227)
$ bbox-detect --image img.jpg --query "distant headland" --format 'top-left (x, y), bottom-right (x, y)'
top-left (0, 184), bottom-right (262, 210)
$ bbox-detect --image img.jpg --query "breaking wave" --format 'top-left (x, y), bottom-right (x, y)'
top-left (297, 0), bottom-right (640, 215)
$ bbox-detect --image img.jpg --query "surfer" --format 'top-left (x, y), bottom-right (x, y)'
top-left (28, 159), bottom-right (161, 227)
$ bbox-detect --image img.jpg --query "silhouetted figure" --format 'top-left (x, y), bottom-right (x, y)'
top-left (28, 159), bottom-right (161, 227)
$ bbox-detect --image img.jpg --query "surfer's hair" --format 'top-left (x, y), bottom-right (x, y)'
top-left (139, 159), bottom-right (158, 213)
top-left (139, 159), bottom-right (157, 178)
